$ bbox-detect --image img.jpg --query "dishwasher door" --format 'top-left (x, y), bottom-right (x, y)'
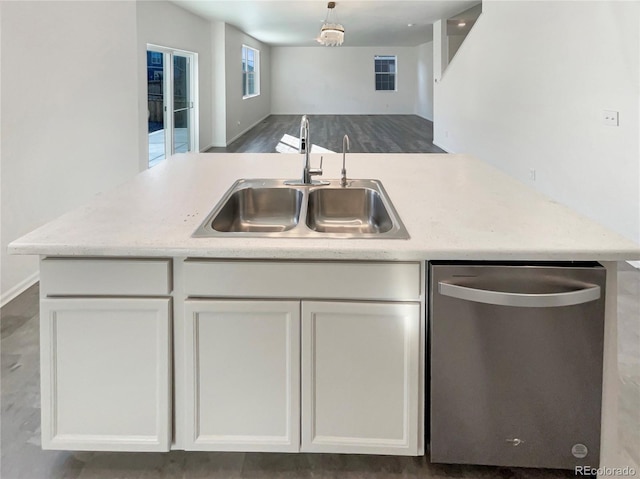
top-left (429, 262), bottom-right (606, 470)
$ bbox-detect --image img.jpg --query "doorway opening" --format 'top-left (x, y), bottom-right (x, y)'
top-left (147, 45), bottom-right (198, 168)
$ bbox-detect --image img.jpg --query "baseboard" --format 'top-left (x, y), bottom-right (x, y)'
top-left (1, 271), bottom-right (39, 308)
top-left (432, 141), bottom-right (452, 153)
top-left (226, 114), bottom-right (270, 146)
top-left (414, 112), bottom-right (434, 122)
top-left (200, 143), bottom-right (215, 152)
top-left (627, 260), bottom-right (640, 269)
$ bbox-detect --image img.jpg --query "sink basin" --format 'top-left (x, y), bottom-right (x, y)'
top-left (208, 186), bottom-right (302, 233)
top-left (306, 188), bottom-right (393, 234)
top-left (192, 179), bottom-right (409, 239)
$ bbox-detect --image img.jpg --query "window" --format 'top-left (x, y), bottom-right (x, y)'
top-left (242, 45), bottom-right (260, 98)
top-left (150, 51), bottom-right (162, 65)
top-left (374, 55), bottom-right (396, 91)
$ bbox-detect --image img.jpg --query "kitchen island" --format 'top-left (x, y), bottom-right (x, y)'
top-left (8, 153), bottom-right (640, 474)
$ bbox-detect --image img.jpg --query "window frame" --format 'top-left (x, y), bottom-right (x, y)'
top-left (242, 45), bottom-right (260, 99)
top-left (374, 55), bottom-right (397, 92)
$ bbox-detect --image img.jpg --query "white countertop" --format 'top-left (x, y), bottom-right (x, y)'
top-left (8, 153), bottom-right (640, 261)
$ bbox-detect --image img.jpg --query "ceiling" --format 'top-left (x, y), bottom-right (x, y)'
top-left (170, 1), bottom-right (481, 47)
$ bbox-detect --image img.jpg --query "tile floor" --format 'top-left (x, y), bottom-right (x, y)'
top-left (1, 263), bottom-right (638, 479)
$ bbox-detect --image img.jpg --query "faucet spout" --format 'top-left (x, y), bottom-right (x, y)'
top-left (341, 134), bottom-right (350, 187)
top-left (299, 115), bottom-right (310, 183)
top-left (299, 115), bottom-right (323, 184)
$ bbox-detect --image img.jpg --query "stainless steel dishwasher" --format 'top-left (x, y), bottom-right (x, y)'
top-left (429, 262), bottom-right (606, 470)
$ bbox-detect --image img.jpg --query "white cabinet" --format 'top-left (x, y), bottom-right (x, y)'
top-left (183, 300), bottom-right (300, 452)
top-left (38, 257), bottom-right (173, 452)
top-left (37, 257), bottom-right (424, 455)
top-left (181, 260), bottom-right (424, 456)
top-left (301, 301), bottom-right (420, 455)
top-left (40, 297), bottom-right (171, 451)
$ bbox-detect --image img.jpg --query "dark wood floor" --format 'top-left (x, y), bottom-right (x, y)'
top-left (206, 115), bottom-right (445, 154)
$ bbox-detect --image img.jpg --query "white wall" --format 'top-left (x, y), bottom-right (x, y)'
top-left (224, 24), bottom-right (271, 144)
top-left (434, 0), bottom-right (640, 244)
top-left (0, 1), bottom-right (140, 303)
top-left (415, 42), bottom-right (434, 121)
top-left (136, 0), bottom-right (213, 159)
top-left (271, 47), bottom-right (418, 115)
top-left (211, 21), bottom-right (227, 147)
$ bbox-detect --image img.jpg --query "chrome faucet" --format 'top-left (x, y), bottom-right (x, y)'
top-left (299, 115), bottom-right (323, 184)
top-left (341, 134), bottom-right (350, 187)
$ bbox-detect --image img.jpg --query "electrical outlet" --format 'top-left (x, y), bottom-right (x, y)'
top-left (603, 110), bottom-right (619, 126)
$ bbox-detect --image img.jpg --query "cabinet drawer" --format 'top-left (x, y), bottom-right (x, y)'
top-left (41, 258), bottom-right (172, 296)
top-left (183, 260), bottom-right (421, 301)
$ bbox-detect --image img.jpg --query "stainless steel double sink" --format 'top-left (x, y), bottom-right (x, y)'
top-left (192, 179), bottom-right (409, 239)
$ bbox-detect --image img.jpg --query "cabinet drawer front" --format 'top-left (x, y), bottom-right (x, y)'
top-left (183, 260), bottom-right (421, 301)
top-left (41, 258), bottom-right (172, 296)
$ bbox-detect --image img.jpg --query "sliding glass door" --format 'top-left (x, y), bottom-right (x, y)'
top-left (147, 45), bottom-right (197, 168)
top-left (147, 50), bottom-right (166, 165)
top-left (172, 54), bottom-right (191, 154)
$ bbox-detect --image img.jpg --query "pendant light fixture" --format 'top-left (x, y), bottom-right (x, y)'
top-left (318, 2), bottom-right (345, 46)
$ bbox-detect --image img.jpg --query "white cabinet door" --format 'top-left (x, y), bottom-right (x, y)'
top-left (184, 300), bottom-right (300, 452)
top-left (301, 301), bottom-right (420, 455)
top-left (40, 298), bottom-right (172, 451)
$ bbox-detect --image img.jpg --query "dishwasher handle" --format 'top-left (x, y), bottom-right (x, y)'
top-left (438, 281), bottom-right (601, 308)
